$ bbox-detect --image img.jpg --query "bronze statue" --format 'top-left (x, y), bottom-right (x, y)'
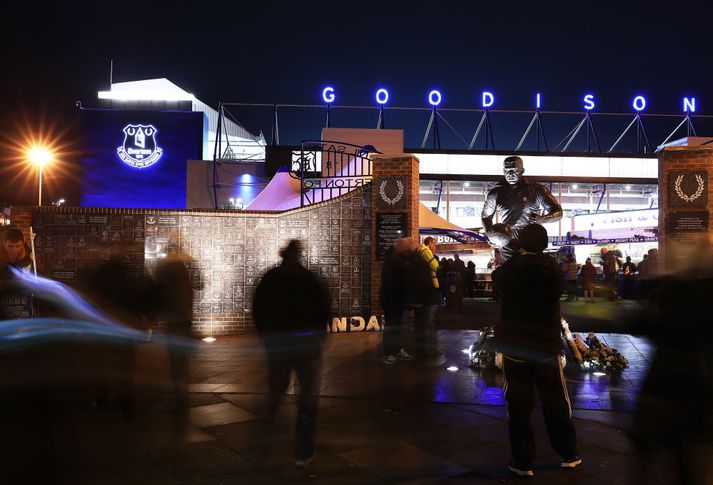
top-left (481, 156), bottom-right (562, 262)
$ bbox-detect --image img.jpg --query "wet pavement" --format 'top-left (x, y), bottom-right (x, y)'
top-left (9, 328), bottom-right (711, 484)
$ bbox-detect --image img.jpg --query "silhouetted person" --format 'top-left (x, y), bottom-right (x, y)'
top-left (637, 253), bottom-right (649, 299)
top-left (253, 239), bottom-right (331, 467)
top-left (580, 257), bottom-right (597, 303)
top-left (88, 252), bottom-right (147, 418)
top-left (465, 261), bottom-right (476, 298)
top-left (492, 223), bottom-right (580, 478)
top-left (627, 238), bottom-right (713, 485)
top-left (380, 238), bottom-right (416, 365)
top-left (152, 253), bottom-right (197, 413)
top-left (562, 254), bottom-right (578, 301)
top-left (414, 237), bottom-right (444, 365)
top-left (600, 247), bottom-right (622, 300)
top-left (621, 256), bottom-right (636, 299)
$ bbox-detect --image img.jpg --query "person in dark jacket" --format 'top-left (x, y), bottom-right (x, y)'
top-left (626, 237), bottom-right (713, 485)
top-left (380, 238), bottom-right (416, 365)
top-left (492, 223), bottom-right (580, 478)
top-left (253, 239), bottom-right (331, 467)
top-left (88, 252), bottom-right (147, 417)
top-left (152, 253), bottom-right (198, 414)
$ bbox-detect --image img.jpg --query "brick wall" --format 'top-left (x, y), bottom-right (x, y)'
top-left (11, 186), bottom-right (372, 336)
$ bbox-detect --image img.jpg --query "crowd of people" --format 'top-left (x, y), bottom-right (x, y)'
top-left (2, 222), bottom-right (710, 481)
top-left (555, 247), bottom-right (659, 302)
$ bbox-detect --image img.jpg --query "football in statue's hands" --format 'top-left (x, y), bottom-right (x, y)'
top-left (486, 223), bottom-right (512, 248)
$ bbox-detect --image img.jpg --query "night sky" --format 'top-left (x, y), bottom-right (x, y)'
top-left (2, 1), bottom-right (712, 204)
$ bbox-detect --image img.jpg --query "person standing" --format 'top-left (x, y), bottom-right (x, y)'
top-left (465, 261), bottom-right (476, 298)
top-left (580, 257), bottom-right (597, 303)
top-left (637, 253), bottom-right (649, 300)
top-left (253, 240), bottom-right (331, 467)
top-left (414, 237), bottom-right (444, 365)
top-left (562, 254), bottom-right (578, 301)
top-left (492, 224), bottom-right (580, 478)
top-left (152, 253), bottom-right (199, 414)
top-left (380, 238), bottom-right (415, 365)
top-left (622, 256), bottom-right (637, 299)
top-left (600, 247), bottom-right (622, 301)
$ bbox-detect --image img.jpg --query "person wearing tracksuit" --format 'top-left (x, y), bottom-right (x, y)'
top-left (492, 223), bottom-right (581, 478)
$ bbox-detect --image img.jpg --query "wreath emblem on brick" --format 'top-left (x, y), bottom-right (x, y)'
top-left (674, 174), bottom-right (705, 203)
top-left (379, 180), bottom-right (405, 206)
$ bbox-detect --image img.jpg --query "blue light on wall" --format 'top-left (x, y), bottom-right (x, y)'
top-left (536, 93), bottom-right (542, 110)
top-left (375, 88), bottom-right (389, 105)
top-left (322, 86), bottom-right (335, 103)
top-left (482, 91), bottom-right (494, 108)
top-left (237, 173), bottom-right (257, 205)
top-left (683, 97), bottom-right (696, 113)
top-left (633, 96), bottom-right (646, 111)
top-left (80, 109), bottom-right (203, 209)
top-left (583, 94), bottom-right (596, 111)
top-left (428, 90), bottom-right (442, 106)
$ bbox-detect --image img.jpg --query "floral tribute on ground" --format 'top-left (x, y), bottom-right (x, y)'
top-left (467, 320), bottom-right (629, 372)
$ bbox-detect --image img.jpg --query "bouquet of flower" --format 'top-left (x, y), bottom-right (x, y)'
top-left (468, 326), bottom-right (499, 369)
top-left (581, 332), bottom-right (629, 372)
top-left (560, 320), bottom-right (629, 372)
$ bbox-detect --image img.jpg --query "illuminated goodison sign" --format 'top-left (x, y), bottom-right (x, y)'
top-left (320, 86), bottom-right (699, 112)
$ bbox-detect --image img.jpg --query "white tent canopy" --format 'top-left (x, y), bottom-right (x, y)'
top-left (245, 165), bottom-right (485, 241)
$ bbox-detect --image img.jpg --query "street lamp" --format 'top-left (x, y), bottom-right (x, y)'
top-left (27, 147), bottom-right (53, 206)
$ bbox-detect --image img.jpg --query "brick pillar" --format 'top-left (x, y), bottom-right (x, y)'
top-left (8, 206), bottom-right (33, 243)
top-left (658, 146), bottom-right (713, 271)
top-left (370, 154), bottom-right (420, 315)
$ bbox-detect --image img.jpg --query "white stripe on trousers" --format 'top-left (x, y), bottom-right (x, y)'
top-left (557, 356), bottom-right (573, 418)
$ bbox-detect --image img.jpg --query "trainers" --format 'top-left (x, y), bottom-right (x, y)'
top-left (382, 355), bottom-right (398, 365)
top-left (295, 455), bottom-right (315, 468)
top-left (397, 348), bottom-right (413, 360)
top-left (508, 461), bottom-right (534, 477)
top-left (560, 456), bottom-right (582, 468)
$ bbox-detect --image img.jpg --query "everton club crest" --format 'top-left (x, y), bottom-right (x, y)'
top-left (117, 124), bottom-right (163, 168)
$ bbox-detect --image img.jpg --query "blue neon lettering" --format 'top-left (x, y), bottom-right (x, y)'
top-left (482, 91), bottom-right (494, 108)
top-left (322, 87), bottom-right (335, 103)
top-left (584, 94), bottom-right (595, 110)
top-left (633, 96), bottom-right (646, 111)
top-left (683, 97), bottom-right (696, 113)
top-left (428, 90), bottom-right (442, 106)
top-left (376, 88), bottom-right (389, 105)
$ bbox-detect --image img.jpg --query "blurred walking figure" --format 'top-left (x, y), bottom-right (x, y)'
top-left (253, 239), bottom-right (331, 467)
top-left (628, 237), bottom-right (713, 485)
top-left (492, 224), bottom-right (580, 478)
top-left (600, 247), bottom-right (622, 301)
top-left (380, 238), bottom-right (416, 365)
top-left (87, 251), bottom-right (148, 417)
top-left (152, 253), bottom-right (198, 413)
top-left (580, 257), bottom-right (597, 303)
top-left (562, 254), bottom-right (578, 301)
top-left (414, 236), bottom-right (445, 365)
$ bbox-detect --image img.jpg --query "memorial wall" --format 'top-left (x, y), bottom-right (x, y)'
top-left (20, 185), bottom-right (373, 336)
